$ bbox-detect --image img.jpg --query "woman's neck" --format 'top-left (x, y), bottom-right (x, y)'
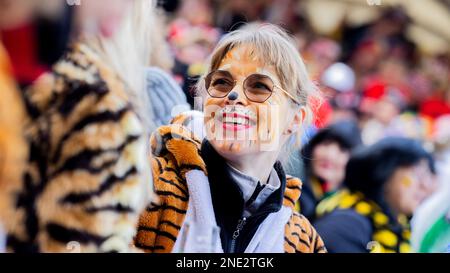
top-left (225, 152), bottom-right (279, 184)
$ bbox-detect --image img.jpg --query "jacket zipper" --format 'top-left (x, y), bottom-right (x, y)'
top-left (227, 204), bottom-right (279, 253)
top-left (229, 217), bottom-right (247, 253)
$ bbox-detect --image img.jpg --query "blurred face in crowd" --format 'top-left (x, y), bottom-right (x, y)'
top-left (311, 140), bottom-right (350, 191)
top-left (351, 42), bottom-right (384, 74)
top-left (380, 60), bottom-right (407, 86)
top-left (372, 99), bottom-right (400, 125)
top-left (77, 0), bottom-right (134, 37)
top-left (178, 0), bottom-right (213, 25)
top-left (204, 44), bottom-right (304, 160)
top-left (384, 159), bottom-right (437, 216)
top-left (306, 39), bottom-right (341, 78)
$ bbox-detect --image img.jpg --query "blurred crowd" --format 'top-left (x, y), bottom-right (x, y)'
top-left (0, 0), bottom-right (449, 253)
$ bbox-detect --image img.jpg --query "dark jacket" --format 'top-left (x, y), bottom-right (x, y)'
top-left (314, 209), bottom-right (372, 252)
top-left (202, 140), bottom-right (287, 253)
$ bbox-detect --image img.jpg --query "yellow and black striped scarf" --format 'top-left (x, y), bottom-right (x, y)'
top-left (316, 189), bottom-right (411, 253)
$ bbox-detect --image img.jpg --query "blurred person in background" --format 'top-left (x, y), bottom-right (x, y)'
top-left (418, 55), bottom-right (450, 120)
top-left (296, 120), bottom-right (362, 221)
top-left (134, 24), bottom-right (326, 253)
top-left (341, 7), bottom-right (415, 67)
top-left (143, 4), bottom-right (191, 128)
top-left (0, 0), bottom-right (156, 252)
top-left (314, 137), bottom-right (436, 253)
top-left (358, 62), bottom-right (412, 144)
top-left (264, 0), bottom-right (314, 53)
top-left (347, 39), bottom-right (386, 86)
top-left (411, 115), bottom-right (450, 253)
top-left (302, 39), bottom-right (343, 129)
top-left (357, 56), bottom-right (440, 145)
top-left (285, 61), bottom-right (359, 219)
top-left (304, 38), bottom-right (341, 81)
top-left (319, 62), bottom-right (359, 124)
top-left (411, 169), bottom-right (450, 253)
top-left (166, 0), bottom-right (221, 107)
top-left (214, 0), bottom-right (269, 32)
top-left (0, 0), bottom-right (72, 87)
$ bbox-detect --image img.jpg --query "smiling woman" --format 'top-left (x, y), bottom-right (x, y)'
top-left (135, 23), bottom-right (326, 253)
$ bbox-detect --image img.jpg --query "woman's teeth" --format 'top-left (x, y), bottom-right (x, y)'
top-left (223, 116), bottom-right (249, 125)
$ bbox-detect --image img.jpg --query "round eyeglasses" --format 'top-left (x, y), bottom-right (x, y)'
top-left (205, 70), bottom-right (301, 105)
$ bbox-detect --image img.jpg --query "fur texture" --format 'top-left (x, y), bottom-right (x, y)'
top-left (0, 42), bottom-right (150, 252)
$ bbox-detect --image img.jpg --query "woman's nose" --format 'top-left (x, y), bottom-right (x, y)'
top-left (224, 84), bottom-right (248, 105)
top-left (227, 91), bottom-right (239, 101)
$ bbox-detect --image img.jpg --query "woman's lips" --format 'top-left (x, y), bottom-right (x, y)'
top-left (220, 113), bottom-right (255, 131)
top-left (214, 106), bottom-right (257, 132)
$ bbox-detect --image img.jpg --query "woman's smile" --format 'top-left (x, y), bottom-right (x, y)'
top-left (217, 106), bottom-right (257, 131)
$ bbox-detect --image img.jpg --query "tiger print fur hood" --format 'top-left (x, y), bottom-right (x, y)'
top-left (135, 115), bottom-right (326, 253)
top-left (0, 42), bottom-right (151, 253)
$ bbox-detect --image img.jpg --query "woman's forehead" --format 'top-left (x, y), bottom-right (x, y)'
top-left (218, 45), bottom-right (278, 80)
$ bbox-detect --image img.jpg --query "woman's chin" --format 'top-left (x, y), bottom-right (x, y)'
top-left (210, 139), bottom-right (259, 155)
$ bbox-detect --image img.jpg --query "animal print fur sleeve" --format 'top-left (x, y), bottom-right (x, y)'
top-left (1, 43), bottom-right (150, 253)
top-left (284, 212), bottom-right (327, 253)
top-left (134, 124), bottom-right (203, 253)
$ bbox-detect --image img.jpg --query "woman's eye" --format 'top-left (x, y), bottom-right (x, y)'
top-left (212, 78), bottom-right (232, 86)
top-left (253, 82), bottom-right (271, 91)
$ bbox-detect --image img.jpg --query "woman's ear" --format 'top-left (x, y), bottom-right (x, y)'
top-left (284, 106), bottom-right (306, 135)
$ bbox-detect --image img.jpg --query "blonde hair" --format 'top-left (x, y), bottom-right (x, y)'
top-left (196, 23), bottom-right (320, 148)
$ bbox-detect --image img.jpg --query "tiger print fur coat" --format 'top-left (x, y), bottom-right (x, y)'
top-left (0, 42), bottom-right (151, 253)
top-left (135, 116), bottom-right (327, 253)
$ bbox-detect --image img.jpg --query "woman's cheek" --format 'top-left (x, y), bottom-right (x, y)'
top-left (257, 96), bottom-right (284, 151)
top-left (204, 97), bottom-right (223, 115)
top-left (204, 97), bottom-right (222, 135)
